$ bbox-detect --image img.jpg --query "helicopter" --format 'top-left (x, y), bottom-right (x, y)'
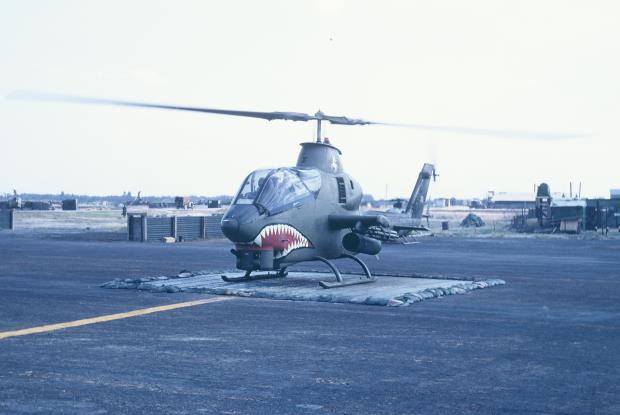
top-left (10, 92), bottom-right (582, 288)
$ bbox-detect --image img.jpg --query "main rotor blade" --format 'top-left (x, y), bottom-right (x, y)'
top-left (319, 114), bottom-right (372, 126)
top-left (8, 91), bottom-right (586, 139)
top-left (8, 91), bottom-right (316, 123)
top-left (368, 121), bottom-right (585, 140)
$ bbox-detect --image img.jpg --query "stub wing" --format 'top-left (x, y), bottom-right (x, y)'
top-left (328, 214), bottom-right (390, 230)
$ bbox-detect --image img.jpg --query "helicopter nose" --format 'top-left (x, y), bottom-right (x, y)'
top-left (221, 218), bottom-right (239, 239)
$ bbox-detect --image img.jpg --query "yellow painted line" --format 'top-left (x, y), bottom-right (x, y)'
top-left (0, 297), bottom-right (233, 340)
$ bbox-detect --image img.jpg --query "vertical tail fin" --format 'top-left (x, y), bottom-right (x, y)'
top-left (404, 163), bottom-right (435, 219)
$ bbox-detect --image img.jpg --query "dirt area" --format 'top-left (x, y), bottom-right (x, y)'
top-left (12, 210), bottom-right (126, 232)
top-left (427, 207), bottom-right (516, 230)
top-left (426, 207), bottom-right (620, 240)
top-left (4, 207), bottom-right (619, 241)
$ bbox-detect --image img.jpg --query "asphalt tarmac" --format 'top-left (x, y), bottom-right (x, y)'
top-left (1, 234), bottom-right (619, 414)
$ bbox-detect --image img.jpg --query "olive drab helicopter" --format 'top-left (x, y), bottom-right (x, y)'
top-left (10, 92), bottom-right (581, 288)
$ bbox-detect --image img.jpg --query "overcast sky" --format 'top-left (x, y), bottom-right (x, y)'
top-left (1, 1), bottom-right (618, 199)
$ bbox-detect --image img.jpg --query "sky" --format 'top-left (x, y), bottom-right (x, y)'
top-left (0, 0), bottom-right (618, 199)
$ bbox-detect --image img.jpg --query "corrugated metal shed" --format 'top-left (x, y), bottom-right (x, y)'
top-left (177, 216), bottom-right (202, 240)
top-left (205, 215), bottom-right (224, 239)
top-left (127, 215), bottom-right (143, 241)
top-left (550, 199), bottom-right (586, 230)
top-left (146, 217), bottom-right (174, 242)
top-left (61, 199), bottom-right (78, 210)
top-left (127, 213), bottom-right (224, 242)
top-left (0, 209), bottom-right (14, 230)
top-left (586, 198), bottom-right (620, 230)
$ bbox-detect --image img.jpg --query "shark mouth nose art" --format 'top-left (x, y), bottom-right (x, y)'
top-left (252, 224), bottom-right (313, 257)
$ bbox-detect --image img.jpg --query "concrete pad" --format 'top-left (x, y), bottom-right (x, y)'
top-left (102, 271), bottom-right (505, 307)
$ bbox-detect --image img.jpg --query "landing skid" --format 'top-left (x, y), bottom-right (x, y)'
top-left (315, 254), bottom-right (376, 289)
top-left (318, 277), bottom-right (376, 289)
top-left (221, 268), bottom-right (288, 283)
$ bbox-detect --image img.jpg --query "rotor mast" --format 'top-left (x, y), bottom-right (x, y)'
top-left (315, 111), bottom-right (324, 143)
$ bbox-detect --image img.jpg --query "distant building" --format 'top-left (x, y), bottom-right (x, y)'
top-left (428, 198), bottom-right (449, 208)
top-left (175, 196), bottom-right (193, 209)
top-left (449, 197), bottom-right (470, 207)
top-left (62, 199), bottom-right (78, 211)
top-left (586, 196), bottom-right (620, 231)
top-left (469, 199), bottom-right (484, 209)
top-left (551, 199), bottom-right (587, 233)
top-left (207, 200), bottom-right (221, 208)
top-left (22, 201), bottom-right (54, 210)
top-left (490, 192), bottom-right (535, 209)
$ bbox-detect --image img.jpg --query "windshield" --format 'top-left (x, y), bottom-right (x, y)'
top-left (232, 169), bottom-right (271, 205)
top-left (232, 168), bottom-right (321, 215)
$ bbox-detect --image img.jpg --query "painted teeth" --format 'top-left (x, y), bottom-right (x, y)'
top-left (253, 234), bottom-right (262, 246)
top-left (252, 224), bottom-right (310, 257)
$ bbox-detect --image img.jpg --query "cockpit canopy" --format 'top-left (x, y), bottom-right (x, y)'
top-left (233, 167), bottom-right (322, 215)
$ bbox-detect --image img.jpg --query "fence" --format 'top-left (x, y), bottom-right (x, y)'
top-left (127, 214), bottom-right (224, 242)
top-left (586, 199), bottom-right (620, 231)
top-left (0, 209), bottom-right (14, 230)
